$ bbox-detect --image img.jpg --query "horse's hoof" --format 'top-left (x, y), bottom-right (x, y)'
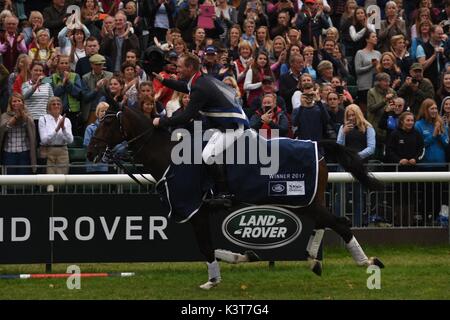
top-left (310, 259), bottom-right (322, 276)
top-left (370, 257), bottom-right (385, 269)
top-left (199, 277), bottom-right (221, 290)
top-left (244, 250), bottom-right (261, 262)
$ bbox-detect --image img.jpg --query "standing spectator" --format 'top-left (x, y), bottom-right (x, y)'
top-left (375, 52), bottom-right (402, 91)
top-left (233, 40), bottom-right (253, 104)
top-left (83, 101), bottom-right (110, 174)
top-left (0, 93), bottom-right (37, 174)
top-left (367, 72), bottom-right (397, 154)
top-left (250, 93), bottom-right (288, 138)
top-left (255, 26), bottom-right (272, 54)
top-left (398, 63), bottom-right (435, 116)
top-left (339, 0), bottom-right (357, 58)
top-left (385, 111), bottom-right (424, 226)
top-left (302, 46), bottom-right (317, 80)
top-left (43, 0), bottom-right (69, 44)
top-left (244, 50), bottom-right (273, 108)
top-left (293, 83), bottom-right (333, 141)
top-left (8, 53), bottom-right (31, 95)
top-left (58, 25), bottom-right (91, 71)
top-left (100, 11), bottom-right (140, 73)
top-left (81, 54), bottom-right (113, 125)
top-left (22, 62), bottom-right (54, 140)
top-left (23, 11), bottom-right (47, 47)
top-left (28, 28), bottom-right (56, 72)
top-left (378, 96), bottom-right (406, 140)
top-left (0, 15), bottom-right (27, 73)
top-left (390, 35), bottom-right (413, 82)
top-left (349, 7), bottom-right (375, 57)
top-left (189, 26), bottom-right (207, 56)
top-left (416, 24), bottom-right (446, 91)
top-left (122, 61), bottom-right (140, 107)
top-left (248, 75), bottom-right (286, 117)
top-left (75, 36), bottom-right (113, 77)
top-left (436, 71), bottom-right (450, 107)
top-left (39, 96), bottom-right (74, 192)
top-left (226, 24), bottom-right (241, 61)
top-left (337, 104), bottom-right (376, 226)
top-left (201, 45), bottom-right (231, 80)
top-left (354, 31), bottom-right (381, 114)
top-left (279, 53), bottom-right (304, 114)
top-left (50, 54), bottom-right (83, 135)
top-left (415, 98), bottom-right (449, 164)
top-left (215, 0), bottom-right (238, 43)
top-left (125, 49), bottom-right (149, 82)
top-left (326, 90), bottom-right (345, 134)
top-left (153, 53), bottom-right (177, 107)
top-left (141, 0), bottom-right (176, 44)
top-left (176, 0), bottom-right (200, 44)
top-left (378, 1), bottom-right (407, 52)
top-left (295, 0), bottom-right (330, 47)
top-left (410, 19), bottom-right (431, 61)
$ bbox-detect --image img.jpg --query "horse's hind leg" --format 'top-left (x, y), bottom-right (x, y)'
top-left (305, 203), bottom-right (385, 269)
top-left (190, 206), bottom-right (222, 289)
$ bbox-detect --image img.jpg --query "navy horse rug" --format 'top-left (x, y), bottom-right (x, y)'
top-left (156, 131), bottom-right (318, 223)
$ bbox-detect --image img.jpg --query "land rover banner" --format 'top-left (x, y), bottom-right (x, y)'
top-left (0, 194), bottom-right (317, 264)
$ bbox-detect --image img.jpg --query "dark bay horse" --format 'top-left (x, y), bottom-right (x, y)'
top-left (87, 107), bottom-right (384, 289)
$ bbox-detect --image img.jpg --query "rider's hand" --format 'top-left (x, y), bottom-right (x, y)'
top-left (153, 118), bottom-right (160, 127)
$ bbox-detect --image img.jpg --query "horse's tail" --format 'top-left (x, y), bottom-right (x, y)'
top-left (319, 140), bottom-right (384, 191)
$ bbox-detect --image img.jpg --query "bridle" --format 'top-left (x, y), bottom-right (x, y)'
top-left (91, 110), bottom-right (156, 188)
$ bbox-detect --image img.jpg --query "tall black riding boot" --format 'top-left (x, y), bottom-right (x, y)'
top-left (206, 163), bottom-right (234, 207)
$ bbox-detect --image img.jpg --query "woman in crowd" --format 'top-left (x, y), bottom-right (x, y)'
top-left (139, 96), bottom-right (158, 120)
top-left (255, 25), bottom-right (272, 53)
top-left (280, 43), bottom-right (302, 76)
top-left (83, 102), bottom-right (110, 174)
top-left (302, 46), bottom-right (317, 80)
top-left (22, 11), bottom-right (46, 47)
top-left (189, 27), bottom-right (207, 57)
top-left (354, 31), bottom-right (381, 113)
top-left (58, 26), bottom-right (91, 71)
top-left (22, 62), bottom-right (54, 141)
top-left (269, 35), bottom-right (287, 79)
top-left (436, 71), bottom-right (450, 107)
top-left (410, 7), bottom-right (431, 41)
top-left (226, 24), bottom-right (242, 61)
top-left (331, 76), bottom-right (353, 105)
top-left (99, 75), bottom-right (126, 110)
top-left (410, 19), bottom-right (431, 61)
top-left (0, 93), bottom-right (36, 175)
top-left (339, 0), bottom-right (357, 58)
top-left (8, 53), bottom-right (31, 95)
top-left (28, 28), bottom-right (56, 72)
top-left (223, 75), bottom-right (243, 106)
top-left (378, 1), bottom-right (407, 53)
top-left (390, 35), bottom-right (413, 81)
top-left (375, 52), bottom-right (403, 91)
top-left (337, 104), bottom-right (376, 226)
top-left (122, 62), bottom-right (139, 107)
top-left (349, 7), bottom-right (376, 57)
top-left (233, 40), bottom-right (253, 102)
top-left (244, 50), bottom-right (273, 107)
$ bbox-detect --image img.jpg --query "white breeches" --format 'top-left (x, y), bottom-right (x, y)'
top-left (202, 125), bottom-right (245, 164)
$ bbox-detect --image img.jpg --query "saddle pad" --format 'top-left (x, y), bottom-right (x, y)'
top-left (226, 134), bottom-right (318, 207)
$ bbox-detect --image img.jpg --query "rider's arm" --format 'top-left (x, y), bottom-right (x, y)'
top-left (161, 78), bottom-right (190, 94)
top-left (159, 89), bottom-right (202, 127)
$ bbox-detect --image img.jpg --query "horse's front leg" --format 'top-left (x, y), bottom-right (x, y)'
top-left (190, 206), bottom-right (221, 290)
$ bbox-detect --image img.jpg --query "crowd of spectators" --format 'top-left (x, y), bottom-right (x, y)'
top-left (1, 0), bottom-right (450, 180)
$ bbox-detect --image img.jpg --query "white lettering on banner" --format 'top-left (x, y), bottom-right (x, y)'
top-left (11, 218), bottom-right (31, 242)
top-left (241, 227), bottom-right (287, 238)
top-left (50, 217), bottom-right (69, 241)
top-left (75, 217), bottom-right (95, 241)
top-left (149, 217), bottom-right (168, 240)
top-left (100, 216), bottom-right (121, 240)
top-left (126, 216), bottom-right (142, 240)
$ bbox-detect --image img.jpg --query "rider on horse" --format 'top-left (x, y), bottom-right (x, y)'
top-left (153, 53), bottom-right (249, 205)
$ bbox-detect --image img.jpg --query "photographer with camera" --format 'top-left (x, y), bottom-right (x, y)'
top-left (398, 63), bottom-right (435, 116)
top-left (249, 93), bottom-right (288, 139)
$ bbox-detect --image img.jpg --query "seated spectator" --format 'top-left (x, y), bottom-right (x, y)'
top-left (39, 96), bottom-right (74, 192)
top-left (398, 63), bottom-right (435, 116)
top-left (250, 93), bottom-right (288, 139)
top-left (83, 102), bottom-right (111, 174)
top-left (0, 93), bottom-right (36, 174)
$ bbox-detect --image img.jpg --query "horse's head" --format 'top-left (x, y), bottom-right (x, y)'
top-left (87, 111), bottom-right (124, 163)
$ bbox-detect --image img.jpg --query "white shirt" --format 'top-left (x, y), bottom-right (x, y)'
top-left (292, 90), bottom-right (302, 111)
top-left (38, 114), bottom-right (74, 146)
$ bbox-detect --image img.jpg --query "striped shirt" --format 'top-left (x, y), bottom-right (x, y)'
top-left (22, 81), bottom-right (54, 121)
top-left (4, 122), bottom-right (30, 153)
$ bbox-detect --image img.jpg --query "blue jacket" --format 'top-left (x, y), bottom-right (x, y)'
top-left (414, 119), bottom-right (449, 163)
